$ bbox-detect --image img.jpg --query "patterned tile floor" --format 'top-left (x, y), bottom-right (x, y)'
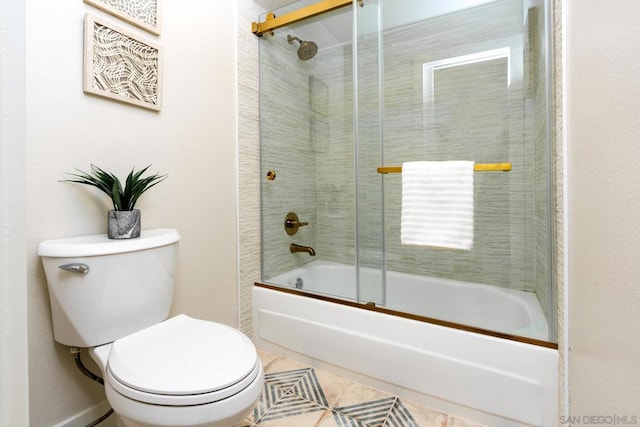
top-left (238, 349), bottom-right (486, 427)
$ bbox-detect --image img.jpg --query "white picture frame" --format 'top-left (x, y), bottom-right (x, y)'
top-left (84, 0), bottom-right (161, 36)
top-left (83, 14), bottom-right (162, 111)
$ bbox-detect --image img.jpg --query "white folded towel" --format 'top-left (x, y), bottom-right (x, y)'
top-left (401, 161), bottom-right (474, 250)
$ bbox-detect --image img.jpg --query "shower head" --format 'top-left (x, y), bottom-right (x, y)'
top-left (287, 34), bottom-right (318, 60)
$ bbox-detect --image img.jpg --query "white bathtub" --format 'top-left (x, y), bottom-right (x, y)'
top-left (268, 260), bottom-right (549, 341)
top-left (253, 261), bottom-right (559, 426)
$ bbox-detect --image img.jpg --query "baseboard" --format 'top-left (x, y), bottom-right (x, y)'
top-left (53, 400), bottom-right (116, 427)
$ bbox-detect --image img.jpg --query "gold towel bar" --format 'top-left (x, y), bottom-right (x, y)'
top-left (376, 163), bottom-right (512, 174)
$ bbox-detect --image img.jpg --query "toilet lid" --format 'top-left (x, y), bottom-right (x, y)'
top-left (108, 314), bottom-right (258, 398)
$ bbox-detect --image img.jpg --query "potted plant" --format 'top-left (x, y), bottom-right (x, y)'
top-left (63, 164), bottom-right (167, 239)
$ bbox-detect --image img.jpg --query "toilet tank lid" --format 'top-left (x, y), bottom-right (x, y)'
top-left (38, 228), bottom-right (180, 257)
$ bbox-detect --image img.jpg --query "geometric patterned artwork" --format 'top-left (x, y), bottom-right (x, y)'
top-left (83, 14), bottom-right (162, 111)
top-left (84, 0), bottom-right (160, 35)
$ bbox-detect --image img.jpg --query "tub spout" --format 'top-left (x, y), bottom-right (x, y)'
top-left (290, 243), bottom-right (316, 256)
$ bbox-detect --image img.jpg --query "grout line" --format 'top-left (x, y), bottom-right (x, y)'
top-left (380, 396), bottom-right (399, 427)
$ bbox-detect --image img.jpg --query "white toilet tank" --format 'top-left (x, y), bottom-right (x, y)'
top-left (39, 229), bottom-right (180, 348)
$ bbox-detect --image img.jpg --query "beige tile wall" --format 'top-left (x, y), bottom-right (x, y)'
top-left (238, 0), bottom-right (262, 335)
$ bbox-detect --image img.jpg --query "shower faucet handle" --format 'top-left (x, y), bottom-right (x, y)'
top-left (284, 212), bottom-right (309, 235)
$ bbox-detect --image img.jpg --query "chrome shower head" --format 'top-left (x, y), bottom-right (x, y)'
top-left (287, 34), bottom-right (318, 60)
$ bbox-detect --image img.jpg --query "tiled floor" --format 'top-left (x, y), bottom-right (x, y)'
top-left (239, 349), bottom-right (485, 427)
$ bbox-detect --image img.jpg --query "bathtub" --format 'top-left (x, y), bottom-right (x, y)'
top-left (253, 260), bottom-right (559, 426)
top-left (267, 260), bottom-right (549, 341)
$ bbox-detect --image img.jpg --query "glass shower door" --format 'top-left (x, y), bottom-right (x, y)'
top-left (257, 0), bottom-right (556, 344)
top-left (354, 0), bottom-right (385, 306)
top-left (376, 0), bottom-right (555, 342)
top-left (259, 4), bottom-right (359, 302)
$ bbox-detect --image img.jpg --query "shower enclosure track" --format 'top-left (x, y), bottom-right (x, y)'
top-left (252, 0), bottom-right (358, 36)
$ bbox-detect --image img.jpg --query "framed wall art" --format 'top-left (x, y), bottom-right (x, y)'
top-left (83, 14), bottom-right (162, 111)
top-left (84, 0), bottom-right (161, 35)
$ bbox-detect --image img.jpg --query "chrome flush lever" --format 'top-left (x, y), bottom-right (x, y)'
top-left (59, 263), bottom-right (90, 274)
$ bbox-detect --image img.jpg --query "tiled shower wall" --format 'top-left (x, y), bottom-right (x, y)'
top-left (238, 0), bottom-right (263, 336)
top-left (373, 0), bottom-right (537, 292)
top-left (260, 34), bottom-right (320, 280)
top-left (259, 0), bottom-right (552, 321)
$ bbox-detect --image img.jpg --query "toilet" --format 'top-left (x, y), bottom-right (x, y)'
top-left (38, 228), bottom-right (264, 427)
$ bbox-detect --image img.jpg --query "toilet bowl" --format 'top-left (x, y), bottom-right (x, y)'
top-left (90, 315), bottom-right (264, 427)
top-left (38, 229), bottom-right (264, 427)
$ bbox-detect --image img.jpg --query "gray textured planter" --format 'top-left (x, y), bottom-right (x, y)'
top-left (107, 209), bottom-right (141, 239)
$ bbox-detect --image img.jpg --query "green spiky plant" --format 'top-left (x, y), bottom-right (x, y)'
top-left (63, 164), bottom-right (167, 211)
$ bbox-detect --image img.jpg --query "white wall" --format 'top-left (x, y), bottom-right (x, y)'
top-left (23, 1), bottom-right (238, 425)
top-left (0, 0), bottom-right (29, 425)
top-left (567, 0), bottom-right (640, 419)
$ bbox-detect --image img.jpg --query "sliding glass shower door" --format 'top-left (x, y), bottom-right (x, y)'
top-left (258, 0), bottom-right (555, 344)
top-left (376, 0), bottom-right (555, 342)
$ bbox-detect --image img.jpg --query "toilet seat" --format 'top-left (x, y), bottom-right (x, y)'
top-left (106, 314), bottom-right (260, 406)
